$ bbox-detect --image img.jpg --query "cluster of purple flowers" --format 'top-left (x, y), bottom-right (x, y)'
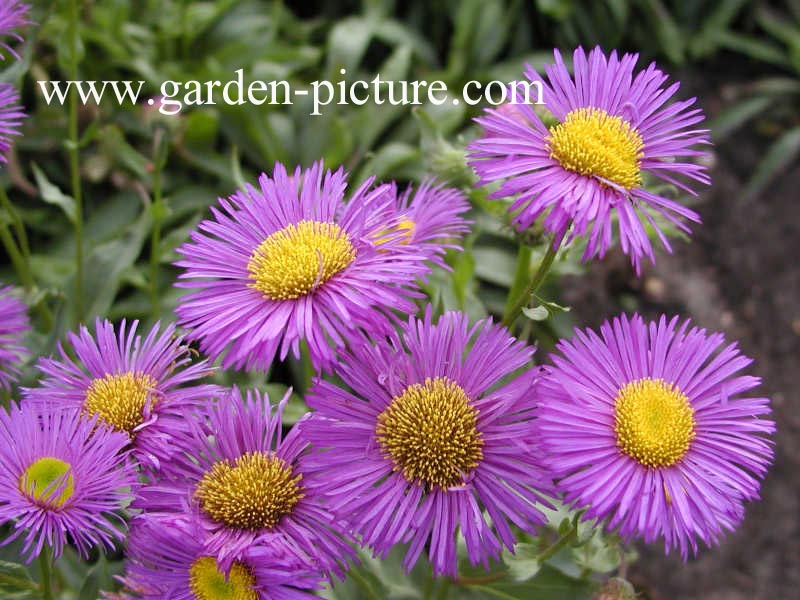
top-left (0, 19), bottom-right (776, 600)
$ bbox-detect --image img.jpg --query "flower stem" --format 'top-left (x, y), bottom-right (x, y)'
top-left (0, 222), bottom-right (33, 290)
top-left (455, 571), bottom-right (507, 585)
top-left (148, 130), bottom-right (167, 320)
top-left (537, 523), bottom-right (578, 563)
top-left (67, 0), bottom-right (84, 321)
top-left (501, 241), bottom-right (559, 328)
top-left (436, 577), bottom-right (451, 600)
top-left (38, 546), bottom-right (54, 600)
top-left (422, 567), bottom-right (435, 600)
top-left (0, 194), bottom-right (54, 329)
top-left (503, 244), bottom-right (532, 321)
top-left (148, 208), bottom-right (162, 318)
top-left (0, 187), bottom-right (29, 260)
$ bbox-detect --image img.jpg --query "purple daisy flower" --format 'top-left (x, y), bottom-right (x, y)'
top-left (174, 162), bottom-right (432, 372)
top-left (374, 179), bottom-right (471, 271)
top-left (0, 83), bottom-right (24, 162)
top-left (536, 314), bottom-right (774, 558)
top-left (0, 403), bottom-right (136, 562)
top-left (0, 1), bottom-right (30, 59)
top-left (135, 387), bottom-right (355, 579)
top-left (301, 309), bottom-right (554, 577)
top-left (23, 319), bottom-right (218, 470)
top-left (0, 285), bottom-right (28, 389)
top-left (468, 46), bottom-right (711, 273)
top-left (118, 513), bottom-right (322, 599)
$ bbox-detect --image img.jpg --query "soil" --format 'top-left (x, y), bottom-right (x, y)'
top-left (560, 94), bottom-right (800, 598)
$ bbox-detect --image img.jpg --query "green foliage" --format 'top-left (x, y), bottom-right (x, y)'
top-left (707, 2), bottom-right (800, 195)
top-left (0, 560), bottom-right (38, 599)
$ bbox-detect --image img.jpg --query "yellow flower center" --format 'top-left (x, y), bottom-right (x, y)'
top-left (188, 556), bottom-right (257, 600)
top-left (84, 372), bottom-right (158, 434)
top-left (247, 220), bottom-right (356, 300)
top-left (547, 107), bottom-right (644, 189)
top-left (614, 377), bottom-right (696, 468)
top-left (376, 377), bottom-right (484, 489)
top-left (195, 452), bottom-right (303, 530)
top-left (19, 457), bottom-right (75, 508)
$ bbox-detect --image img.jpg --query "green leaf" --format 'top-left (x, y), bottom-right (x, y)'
top-left (55, 546), bottom-right (96, 593)
top-left (745, 126), bottom-right (800, 198)
top-left (326, 16), bottom-right (375, 74)
top-left (84, 190), bottom-right (145, 245)
top-left (350, 45), bottom-right (414, 153)
top-left (717, 31), bottom-right (790, 67)
top-left (77, 556), bottom-right (120, 600)
top-left (100, 125), bottom-right (152, 179)
top-left (322, 545), bottom-right (432, 599)
top-left (535, 0), bottom-right (575, 21)
top-left (504, 543), bottom-right (542, 581)
top-left (755, 5), bottom-right (800, 48)
top-left (533, 296), bottom-right (572, 314)
top-left (642, 0), bottom-right (685, 65)
top-left (80, 209), bottom-right (152, 320)
top-left (451, 246), bottom-right (476, 305)
top-left (689, 0), bottom-right (750, 59)
top-left (31, 164), bottom-right (77, 224)
top-left (570, 531), bottom-right (622, 574)
top-left (472, 246), bottom-right (517, 288)
top-left (355, 142), bottom-right (421, 184)
top-left (263, 384), bottom-right (308, 425)
top-left (708, 95), bottom-right (773, 142)
top-left (0, 560), bottom-right (38, 599)
top-left (522, 305), bottom-right (549, 321)
top-left (461, 566), bottom-right (594, 599)
top-left (182, 110), bottom-right (220, 149)
top-left (750, 76), bottom-right (800, 96)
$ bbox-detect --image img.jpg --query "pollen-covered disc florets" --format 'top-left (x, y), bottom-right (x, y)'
top-left (547, 107), bottom-right (644, 189)
top-left (377, 377), bottom-right (483, 489)
top-left (195, 451), bottom-right (303, 530)
top-left (613, 377), bottom-right (695, 468)
top-left (84, 372), bottom-right (158, 434)
top-left (248, 220), bottom-right (356, 300)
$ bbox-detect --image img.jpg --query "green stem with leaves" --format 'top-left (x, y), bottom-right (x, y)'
top-left (537, 523), bottom-right (578, 563)
top-left (148, 129), bottom-right (168, 320)
top-left (501, 241), bottom-right (559, 328)
top-left (0, 224), bottom-right (55, 329)
top-left (38, 547), bottom-right (54, 600)
top-left (503, 244), bottom-right (532, 321)
top-left (0, 193), bottom-right (54, 329)
top-left (148, 204), bottom-right (162, 318)
top-left (67, 0), bottom-right (84, 321)
top-left (0, 223), bottom-right (33, 290)
top-left (0, 187), bottom-right (29, 260)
